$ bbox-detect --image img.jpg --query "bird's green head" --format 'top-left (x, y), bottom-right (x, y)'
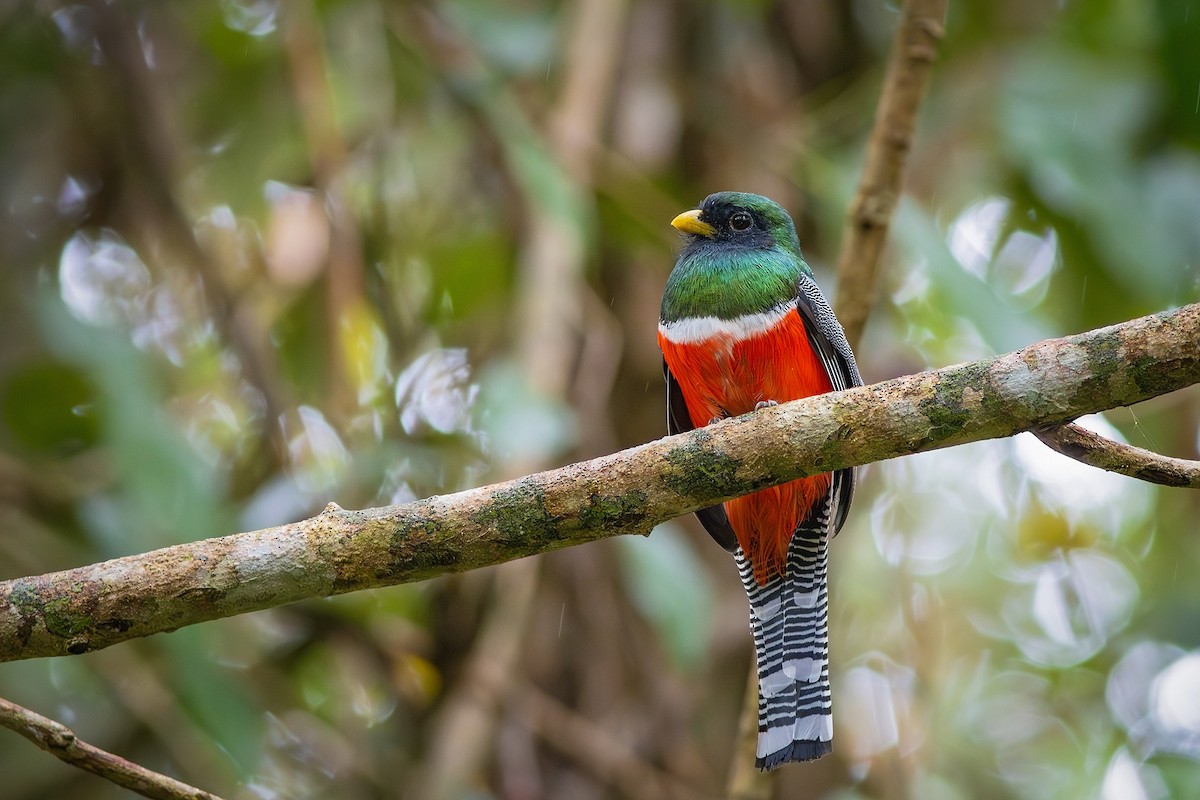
top-left (670, 191), bottom-right (803, 256)
top-left (662, 192), bottom-right (808, 322)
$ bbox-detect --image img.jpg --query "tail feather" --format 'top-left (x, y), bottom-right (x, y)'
top-left (737, 511), bottom-right (833, 770)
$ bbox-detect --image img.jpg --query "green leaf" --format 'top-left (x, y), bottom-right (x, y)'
top-left (163, 625), bottom-right (262, 779)
top-left (37, 296), bottom-right (224, 551)
top-left (617, 523), bottom-right (714, 672)
top-left (0, 360), bottom-right (99, 454)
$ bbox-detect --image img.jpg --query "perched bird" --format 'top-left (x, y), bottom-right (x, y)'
top-left (658, 192), bottom-right (862, 769)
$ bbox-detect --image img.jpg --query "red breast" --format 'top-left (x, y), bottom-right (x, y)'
top-left (659, 307), bottom-right (833, 584)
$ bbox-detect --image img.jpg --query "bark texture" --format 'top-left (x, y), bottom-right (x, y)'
top-left (1, 303), bottom-right (1197, 662)
top-left (1034, 422), bottom-right (1200, 488)
top-left (0, 697), bottom-right (224, 800)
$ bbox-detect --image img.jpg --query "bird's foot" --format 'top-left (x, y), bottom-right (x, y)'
top-left (707, 416), bottom-right (724, 426)
top-left (755, 400), bottom-right (779, 411)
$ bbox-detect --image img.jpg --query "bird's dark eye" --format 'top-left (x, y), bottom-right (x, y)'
top-left (729, 211), bottom-right (753, 231)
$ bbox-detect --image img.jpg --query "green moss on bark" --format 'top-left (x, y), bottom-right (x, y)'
top-left (578, 490), bottom-right (649, 533)
top-left (470, 480), bottom-right (562, 551)
top-left (661, 429), bottom-right (741, 503)
top-left (6, 583), bottom-right (40, 647)
top-left (1074, 335), bottom-right (1123, 405)
top-left (1129, 352), bottom-right (1200, 397)
top-left (382, 517), bottom-right (458, 582)
top-left (42, 596), bottom-right (93, 638)
top-left (920, 363), bottom-right (989, 438)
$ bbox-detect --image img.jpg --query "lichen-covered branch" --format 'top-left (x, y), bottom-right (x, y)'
top-left (0, 696), bottom-right (224, 800)
top-left (1033, 422), bottom-right (1200, 488)
top-left (1, 303), bottom-right (1198, 663)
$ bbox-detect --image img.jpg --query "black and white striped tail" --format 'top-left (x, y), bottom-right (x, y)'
top-left (736, 513), bottom-right (833, 770)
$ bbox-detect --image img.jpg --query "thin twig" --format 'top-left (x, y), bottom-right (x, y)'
top-left (0, 696), bottom-right (224, 800)
top-left (726, 667), bottom-right (770, 800)
top-left (92, 648), bottom-right (239, 789)
top-left (514, 682), bottom-right (720, 800)
top-left (833, 0), bottom-right (948, 352)
top-left (279, 1), bottom-right (366, 416)
top-left (513, 0), bottom-right (629, 399)
top-left (411, 558), bottom-right (542, 800)
top-left (1033, 423), bottom-right (1200, 488)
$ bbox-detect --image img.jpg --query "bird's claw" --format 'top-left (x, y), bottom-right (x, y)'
top-left (755, 400), bottom-right (779, 411)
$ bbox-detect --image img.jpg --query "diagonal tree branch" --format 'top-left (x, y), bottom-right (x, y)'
top-left (0, 696), bottom-right (225, 800)
top-left (1, 303), bottom-right (1198, 663)
top-left (1033, 422), bottom-right (1200, 488)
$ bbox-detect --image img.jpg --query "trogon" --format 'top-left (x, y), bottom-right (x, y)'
top-left (658, 192), bottom-right (862, 769)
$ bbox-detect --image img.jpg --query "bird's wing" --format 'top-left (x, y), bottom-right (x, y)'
top-left (665, 360), bottom-right (739, 552)
top-left (795, 274), bottom-right (865, 536)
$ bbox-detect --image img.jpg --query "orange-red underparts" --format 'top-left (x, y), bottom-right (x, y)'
top-left (660, 309), bottom-right (833, 585)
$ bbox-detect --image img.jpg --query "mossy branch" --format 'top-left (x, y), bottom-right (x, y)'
top-left (2, 303), bottom-right (1198, 663)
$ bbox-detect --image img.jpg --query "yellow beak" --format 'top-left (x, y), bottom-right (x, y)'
top-left (671, 208), bottom-right (716, 238)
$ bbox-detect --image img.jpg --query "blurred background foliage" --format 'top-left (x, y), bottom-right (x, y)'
top-left (1, 0), bottom-right (1198, 798)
